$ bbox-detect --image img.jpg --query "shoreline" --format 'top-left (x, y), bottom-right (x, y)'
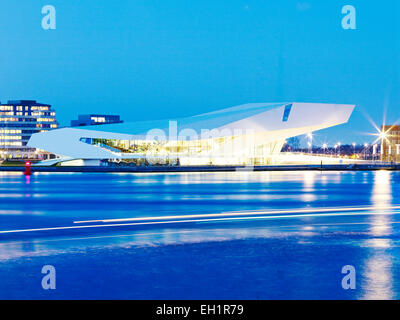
top-left (0, 164), bottom-right (398, 173)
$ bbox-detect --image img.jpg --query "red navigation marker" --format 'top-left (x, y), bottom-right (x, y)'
top-left (24, 161), bottom-right (32, 176)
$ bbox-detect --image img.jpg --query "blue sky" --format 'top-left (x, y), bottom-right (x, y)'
top-left (0, 0), bottom-right (398, 145)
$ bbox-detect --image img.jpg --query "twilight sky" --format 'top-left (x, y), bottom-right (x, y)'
top-left (0, 0), bottom-right (398, 146)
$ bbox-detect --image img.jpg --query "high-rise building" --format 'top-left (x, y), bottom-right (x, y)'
top-left (381, 125), bottom-right (400, 162)
top-left (0, 100), bottom-right (58, 160)
top-left (71, 114), bottom-right (122, 127)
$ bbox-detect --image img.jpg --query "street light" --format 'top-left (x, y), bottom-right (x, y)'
top-left (352, 142), bottom-right (356, 158)
top-left (307, 133), bottom-right (313, 154)
top-left (373, 144), bottom-right (378, 161)
top-left (322, 143), bottom-right (327, 155)
top-left (364, 143), bottom-right (369, 160)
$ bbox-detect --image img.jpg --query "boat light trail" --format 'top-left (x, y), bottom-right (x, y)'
top-left (73, 205), bottom-right (400, 224)
top-left (1, 205), bottom-right (400, 235)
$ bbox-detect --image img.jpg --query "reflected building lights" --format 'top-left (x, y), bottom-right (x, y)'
top-left (370, 171), bottom-right (393, 236)
top-left (361, 254), bottom-right (393, 300)
top-left (302, 171), bottom-right (316, 190)
top-left (361, 170), bottom-right (394, 300)
top-left (301, 172), bottom-right (317, 202)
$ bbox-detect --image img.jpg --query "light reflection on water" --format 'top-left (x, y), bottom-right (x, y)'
top-left (0, 171), bottom-right (400, 299)
top-left (361, 171), bottom-right (394, 300)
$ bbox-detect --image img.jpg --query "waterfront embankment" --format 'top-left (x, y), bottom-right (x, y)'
top-left (0, 163), bottom-right (398, 173)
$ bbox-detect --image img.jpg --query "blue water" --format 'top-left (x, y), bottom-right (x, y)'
top-left (1, 171), bottom-right (400, 299)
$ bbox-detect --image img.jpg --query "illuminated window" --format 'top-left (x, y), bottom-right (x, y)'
top-left (91, 117), bottom-right (106, 123)
top-left (0, 135), bottom-right (22, 140)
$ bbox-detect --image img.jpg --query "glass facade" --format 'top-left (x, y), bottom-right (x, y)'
top-left (80, 133), bottom-right (285, 166)
top-left (0, 100), bottom-right (58, 159)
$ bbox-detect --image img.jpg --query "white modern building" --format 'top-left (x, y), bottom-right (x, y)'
top-left (27, 102), bottom-right (355, 166)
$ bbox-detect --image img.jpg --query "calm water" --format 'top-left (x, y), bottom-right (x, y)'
top-left (0, 170), bottom-right (400, 299)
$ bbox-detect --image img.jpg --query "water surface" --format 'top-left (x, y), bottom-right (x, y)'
top-left (0, 171), bottom-right (399, 299)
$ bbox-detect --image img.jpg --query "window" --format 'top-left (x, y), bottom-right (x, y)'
top-left (282, 104), bottom-right (292, 122)
top-left (91, 117), bottom-right (106, 123)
